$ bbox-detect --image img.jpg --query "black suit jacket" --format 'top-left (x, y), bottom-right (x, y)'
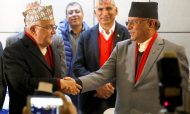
top-left (73, 22), bottom-right (130, 114)
top-left (0, 42), bottom-right (5, 109)
top-left (3, 34), bottom-right (62, 114)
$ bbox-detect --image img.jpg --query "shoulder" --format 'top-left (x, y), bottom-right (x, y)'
top-left (115, 22), bottom-right (127, 30)
top-left (115, 22), bottom-right (130, 39)
top-left (83, 24), bottom-right (98, 33)
top-left (157, 37), bottom-right (184, 50)
top-left (117, 39), bottom-right (132, 47)
top-left (114, 39), bottom-right (133, 52)
top-left (52, 35), bottom-right (63, 44)
top-left (82, 21), bottom-right (90, 30)
top-left (80, 25), bottom-right (98, 37)
top-left (156, 37), bottom-right (187, 61)
top-left (57, 19), bottom-right (69, 36)
top-left (6, 32), bottom-right (24, 47)
top-left (3, 40), bottom-right (23, 58)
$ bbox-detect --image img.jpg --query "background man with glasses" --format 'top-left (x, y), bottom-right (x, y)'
top-left (73, 0), bottom-right (129, 114)
top-left (76, 2), bottom-right (189, 114)
top-left (2, 2), bottom-right (81, 114)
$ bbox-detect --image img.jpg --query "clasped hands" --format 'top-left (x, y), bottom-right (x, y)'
top-left (60, 77), bottom-right (82, 95)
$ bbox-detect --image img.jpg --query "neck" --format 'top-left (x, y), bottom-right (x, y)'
top-left (138, 30), bottom-right (157, 43)
top-left (100, 22), bottom-right (114, 34)
top-left (71, 24), bottom-right (83, 35)
top-left (40, 47), bottom-right (47, 55)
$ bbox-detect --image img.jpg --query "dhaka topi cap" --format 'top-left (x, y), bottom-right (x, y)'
top-left (23, 1), bottom-right (54, 26)
top-left (128, 2), bottom-right (158, 19)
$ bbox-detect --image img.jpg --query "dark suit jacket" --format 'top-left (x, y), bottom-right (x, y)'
top-left (0, 42), bottom-right (3, 56)
top-left (6, 32), bottom-right (66, 76)
top-left (3, 34), bottom-right (62, 114)
top-left (73, 22), bottom-right (130, 114)
top-left (0, 42), bottom-right (5, 109)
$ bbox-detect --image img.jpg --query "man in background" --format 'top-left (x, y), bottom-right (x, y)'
top-left (57, 2), bottom-right (89, 111)
top-left (57, 2), bottom-right (89, 76)
top-left (73, 0), bottom-right (130, 114)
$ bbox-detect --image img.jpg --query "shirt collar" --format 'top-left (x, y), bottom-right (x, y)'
top-left (99, 21), bottom-right (115, 35)
top-left (69, 24), bottom-right (85, 33)
top-left (138, 37), bottom-right (152, 52)
top-left (99, 21), bottom-right (115, 40)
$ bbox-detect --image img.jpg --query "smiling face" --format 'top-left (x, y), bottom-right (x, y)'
top-left (127, 17), bottom-right (151, 43)
top-left (31, 19), bottom-right (56, 48)
top-left (94, 1), bottom-right (117, 28)
top-left (66, 4), bottom-right (84, 28)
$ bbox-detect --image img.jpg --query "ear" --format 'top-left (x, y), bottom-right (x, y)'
top-left (94, 9), bottom-right (96, 15)
top-left (148, 20), bottom-right (156, 28)
top-left (30, 26), bottom-right (36, 35)
top-left (115, 7), bottom-right (118, 15)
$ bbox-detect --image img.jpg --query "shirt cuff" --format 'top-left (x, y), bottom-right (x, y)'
top-left (75, 78), bottom-right (83, 93)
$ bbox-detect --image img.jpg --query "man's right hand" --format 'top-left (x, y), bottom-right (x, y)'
top-left (60, 77), bottom-right (82, 95)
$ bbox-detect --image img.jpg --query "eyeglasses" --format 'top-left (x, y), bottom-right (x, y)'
top-left (35, 25), bottom-right (57, 31)
top-left (125, 19), bottom-right (148, 26)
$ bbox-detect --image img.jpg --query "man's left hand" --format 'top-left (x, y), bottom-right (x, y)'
top-left (94, 83), bottom-right (115, 99)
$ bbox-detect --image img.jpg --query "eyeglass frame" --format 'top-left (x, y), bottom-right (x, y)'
top-left (125, 19), bottom-right (149, 26)
top-left (35, 25), bottom-right (57, 31)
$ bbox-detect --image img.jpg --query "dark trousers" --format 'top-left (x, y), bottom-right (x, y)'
top-left (80, 91), bottom-right (116, 114)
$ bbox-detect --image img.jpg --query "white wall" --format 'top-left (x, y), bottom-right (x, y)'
top-left (0, 0), bottom-right (190, 61)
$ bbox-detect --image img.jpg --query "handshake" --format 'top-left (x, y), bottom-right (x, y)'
top-left (60, 77), bottom-right (82, 95)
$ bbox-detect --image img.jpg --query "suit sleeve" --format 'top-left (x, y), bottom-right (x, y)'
top-left (79, 44), bottom-right (118, 92)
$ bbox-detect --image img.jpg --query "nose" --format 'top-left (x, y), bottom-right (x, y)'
top-left (127, 23), bottom-right (133, 30)
top-left (71, 11), bottom-right (79, 17)
top-left (102, 9), bottom-right (109, 15)
top-left (51, 29), bottom-right (56, 35)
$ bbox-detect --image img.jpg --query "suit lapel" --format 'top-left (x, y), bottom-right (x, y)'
top-left (21, 36), bottom-right (53, 73)
top-left (127, 41), bottom-right (136, 83)
top-left (113, 22), bottom-right (123, 47)
top-left (51, 45), bottom-right (60, 75)
top-left (91, 25), bottom-right (100, 65)
top-left (135, 38), bottom-right (164, 85)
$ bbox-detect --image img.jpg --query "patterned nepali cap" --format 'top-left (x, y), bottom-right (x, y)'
top-left (23, 2), bottom-right (54, 26)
